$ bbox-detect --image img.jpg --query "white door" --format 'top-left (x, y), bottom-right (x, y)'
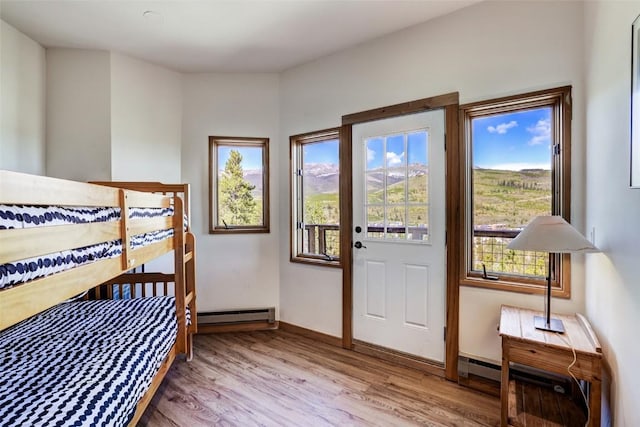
top-left (352, 109), bottom-right (446, 363)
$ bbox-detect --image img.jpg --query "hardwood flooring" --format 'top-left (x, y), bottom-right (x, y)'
top-left (509, 380), bottom-right (587, 427)
top-left (140, 330), bottom-right (500, 426)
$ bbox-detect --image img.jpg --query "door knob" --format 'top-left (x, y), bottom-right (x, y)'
top-left (354, 241), bottom-right (367, 249)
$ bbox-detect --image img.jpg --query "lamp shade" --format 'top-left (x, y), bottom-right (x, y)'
top-left (506, 216), bottom-right (598, 253)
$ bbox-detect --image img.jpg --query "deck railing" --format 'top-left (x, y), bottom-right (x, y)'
top-left (304, 224), bottom-right (340, 256)
top-left (304, 224), bottom-right (546, 276)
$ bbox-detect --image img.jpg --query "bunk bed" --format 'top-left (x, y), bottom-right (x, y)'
top-left (0, 170), bottom-right (197, 426)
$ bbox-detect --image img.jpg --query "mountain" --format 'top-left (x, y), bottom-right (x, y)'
top-left (472, 168), bottom-right (551, 228)
top-left (241, 163), bottom-right (429, 198)
top-left (241, 164), bottom-right (340, 198)
top-left (243, 169), bottom-right (264, 197)
top-left (302, 163), bottom-right (339, 194)
top-left (262, 164), bottom-right (549, 229)
top-left (366, 165), bottom-right (428, 192)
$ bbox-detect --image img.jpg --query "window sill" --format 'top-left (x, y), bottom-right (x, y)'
top-left (209, 227), bottom-right (270, 234)
top-left (290, 256), bottom-right (341, 269)
top-left (460, 276), bottom-right (570, 298)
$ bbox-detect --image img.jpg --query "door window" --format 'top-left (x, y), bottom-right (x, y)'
top-left (364, 130), bottom-right (430, 242)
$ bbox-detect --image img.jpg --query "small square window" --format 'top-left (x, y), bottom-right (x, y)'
top-left (209, 136), bottom-right (269, 234)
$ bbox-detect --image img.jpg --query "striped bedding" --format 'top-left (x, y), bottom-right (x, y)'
top-left (0, 205), bottom-right (183, 289)
top-left (0, 296), bottom-right (178, 427)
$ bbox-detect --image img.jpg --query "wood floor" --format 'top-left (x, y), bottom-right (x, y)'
top-left (140, 330), bottom-right (500, 426)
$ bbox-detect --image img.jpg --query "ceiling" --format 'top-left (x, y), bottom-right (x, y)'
top-left (0, 0), bottom-right (479, 73)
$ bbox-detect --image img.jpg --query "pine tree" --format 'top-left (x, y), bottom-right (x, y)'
top-left (218, 150), bottom-right (258, 225)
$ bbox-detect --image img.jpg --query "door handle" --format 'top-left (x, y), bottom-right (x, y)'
top-left (354, 241), bottom-right (367, 249)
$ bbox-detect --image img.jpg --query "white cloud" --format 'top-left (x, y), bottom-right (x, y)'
top-left (367, 147), bottom-right (376, 163)
top-left (487, 120), bottom-right (517, 134)
top-left (527, 118), bottom-right (550, 145)
top-left (386, 151), bottom-right (404, 166)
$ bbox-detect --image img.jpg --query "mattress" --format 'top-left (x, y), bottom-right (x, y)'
top-left (0, 296), bottom-right (178, 427)
top-left (0, 205), bottom-right (183, 289)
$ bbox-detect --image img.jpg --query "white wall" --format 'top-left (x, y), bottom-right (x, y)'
top-left (584, 2), bottom-right (640, 426)
top-left (46, 48), bottom-right (111, 181)
top-left (181, 73), bottom-right (280, 313)
top-left (279, 0), bottom-right (587, 360)
top-left (0, 20), bottom-right (45, 175)
top-left (110, 53), bottom-right (183, 274)
top-left (110, 53), bottom-right (182, 182)
top-left (46, 49), bottom-right (182, 183)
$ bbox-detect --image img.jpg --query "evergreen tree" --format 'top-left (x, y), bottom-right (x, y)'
top-left (218, 150), bottom-right (258, 225)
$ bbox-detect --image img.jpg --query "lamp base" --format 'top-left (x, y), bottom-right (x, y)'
top-left (534, 315), bottom-right (565, 333)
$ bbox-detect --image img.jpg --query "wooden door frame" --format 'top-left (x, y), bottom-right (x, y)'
top-left (339, 92), bottom-right (461, 381)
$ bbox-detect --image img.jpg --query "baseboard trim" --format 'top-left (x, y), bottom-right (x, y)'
top-left (278, 322), bottom-right (342, 347)
top-left (352, 339), bottom-right (445, 378)
top-left (197, 320), bottom-right (279, 334)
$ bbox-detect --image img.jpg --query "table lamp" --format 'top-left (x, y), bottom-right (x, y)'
top-left (506, 216), bottom-right (598, 333)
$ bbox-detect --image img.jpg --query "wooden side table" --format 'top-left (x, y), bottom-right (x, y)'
top-left (499, 305), bottom-right (602, 427)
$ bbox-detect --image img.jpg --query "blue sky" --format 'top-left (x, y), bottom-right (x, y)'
top-left (472, 107), bottom-right (552, 170)
top-left (303, 139), bottom-right (339, 164)
top-left (295, 131), bottom-right (429, 169)
top-left (359, 109), bottom-right (551, 171)
top-left (366, 131), bottom-right (428, 170)
top-left (218, 146), bottom-right (264, 171)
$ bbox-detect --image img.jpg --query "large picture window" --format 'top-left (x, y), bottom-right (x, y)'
top-left (460, 87), bottom-right (572, 296)
top-left (209, 136), bottom-right (269, 234)
top-left (290, 128), bottom-right (340, 266)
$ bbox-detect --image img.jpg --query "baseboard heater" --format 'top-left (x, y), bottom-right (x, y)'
top-left (458, 356), bottom-right (502, 382)
top-left (458, 356), bottom-right (573, 392)
top-left (198, 307), bottom-right (276, 325)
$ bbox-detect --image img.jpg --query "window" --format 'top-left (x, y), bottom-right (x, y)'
top-left (290, 128), bottom-right (340, 266)
top-left (364, 130), bottom-right (430, 242)
top-left (459, 86), bottom-right (571, 296)
top-left (209, 136), bottom-right (269, 234)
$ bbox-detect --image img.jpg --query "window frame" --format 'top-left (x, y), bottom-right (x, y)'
top-left (209, 136), bottom-right (270, 234)
top-left (290, 127), bottom-right (341, 268)
top-left (459, 86), bottom-right (572, 297)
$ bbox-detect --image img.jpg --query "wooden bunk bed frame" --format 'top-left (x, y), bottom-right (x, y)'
top-left (0, 170), bottom-right (197, 426)
top-left (90, 180), bottom-right (198, 357)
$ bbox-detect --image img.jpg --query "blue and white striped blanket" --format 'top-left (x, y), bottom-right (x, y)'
top-left (0, 205), bottom-right (181, 289)
top-left (0, 296), bottom-right (178, 427)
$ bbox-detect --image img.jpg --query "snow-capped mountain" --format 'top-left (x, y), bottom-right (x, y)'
top-left (241, 163), bottom-right (427, 197)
